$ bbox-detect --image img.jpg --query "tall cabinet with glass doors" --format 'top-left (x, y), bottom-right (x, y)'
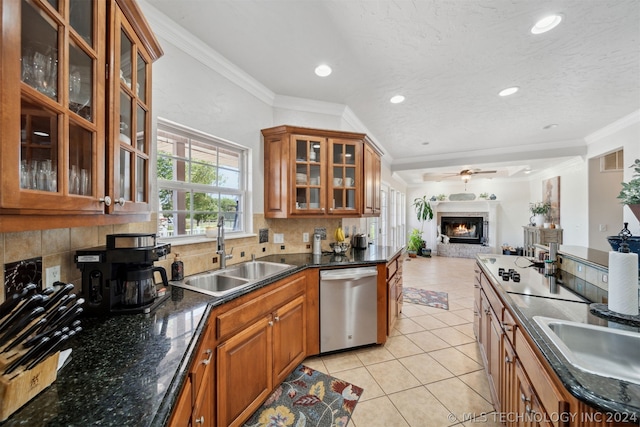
top-left (0, 0), bottom-right (162, 232)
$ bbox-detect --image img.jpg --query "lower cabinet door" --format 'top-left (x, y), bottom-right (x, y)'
top-left (217, 317), bottom-right (273, 427)
top-left (273, 295), bottom-right (306, 384)
top-left (192, 370), bottom-right (214, 427)
top-left (501, 337), bottom-right (517, 427)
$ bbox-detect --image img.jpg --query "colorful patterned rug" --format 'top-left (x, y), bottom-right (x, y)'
top-left (243, 364), bottom-right (363, 427)
top-left (403, 287), bottom-right (449, 310)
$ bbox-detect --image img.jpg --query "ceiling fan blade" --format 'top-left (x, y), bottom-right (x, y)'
top-left (474, 170), bottom-right (497, 174)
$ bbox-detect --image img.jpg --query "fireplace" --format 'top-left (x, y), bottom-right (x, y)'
top-left (441, 216), bottom-right (484, 244)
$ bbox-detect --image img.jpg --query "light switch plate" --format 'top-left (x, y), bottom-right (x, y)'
top-left (302, 233), bottom-right (309, 242)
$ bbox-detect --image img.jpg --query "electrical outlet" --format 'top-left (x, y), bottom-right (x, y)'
top-left (577, 264), bottom-right (583, 272)
top-left (46, 265), bottom-right (60, 286)
top-left (302, 232), bottom-right (309, 242)
top-left (274, 233), bottom-right (284, 244)
top-left (602, 274), bottom-right (608, 283)
top-left (599, 224), bottom-right (607, 232)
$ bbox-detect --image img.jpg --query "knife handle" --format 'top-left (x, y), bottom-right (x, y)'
top-left (2, 318), bottom-right (47, 353)
top-left (26, 333), bottom-right (67, 371)
top-left (0, 306), bottom-right (45, 347)
top-left (3, 336), bottom-right (50, 376)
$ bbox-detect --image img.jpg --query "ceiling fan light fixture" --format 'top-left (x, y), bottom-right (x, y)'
top-left (314, 64), bottom-right (332, 77)
top-left (498, 86), bottom-right (519, 97)
top-left (461, 174), bottom-right (471, 183)
top-left (390, 95), bottom-right (405, 104)
top-left (531, 14), bottom-right (563, 35)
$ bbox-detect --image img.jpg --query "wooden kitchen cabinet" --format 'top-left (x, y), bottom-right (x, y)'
top-left (0, 0), bottom-right (162, 232)
top-left (387, 252), bottom-right (403, 334)
top-left (215, 273), bottom-right (307, 427)
top-left (261, 125), bottom-right (379, 218)
top-left (169, 320), bottom-right (215, 427)
top-left (363, 142), bottom-right (382, 216)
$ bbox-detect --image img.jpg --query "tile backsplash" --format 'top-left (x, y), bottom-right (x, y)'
top-left (0, 213), bottom-right (342, 304)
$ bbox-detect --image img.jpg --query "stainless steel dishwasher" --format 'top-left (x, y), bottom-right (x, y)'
top-left (320, 266), bottom-right (378, 353)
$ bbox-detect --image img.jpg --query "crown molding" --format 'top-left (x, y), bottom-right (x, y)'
top-left (585, 110), bottom-right (640, 144)
top-left (138, 0), bottom-right (275, 105)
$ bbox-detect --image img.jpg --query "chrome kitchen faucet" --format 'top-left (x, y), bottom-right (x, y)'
top-left (216, 216), bottom-right (233, 269)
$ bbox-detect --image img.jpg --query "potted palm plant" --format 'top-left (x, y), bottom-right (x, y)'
top-left (618, 158), bottom-right (640, 222)
top-left (412, 196), bottom-right (434, 256)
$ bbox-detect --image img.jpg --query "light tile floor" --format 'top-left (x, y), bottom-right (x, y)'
top-left (303, 255), bottom-right (503, 426)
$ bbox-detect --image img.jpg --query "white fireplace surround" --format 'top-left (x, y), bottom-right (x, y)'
top-left (429, 201), bottom-right (499, 255)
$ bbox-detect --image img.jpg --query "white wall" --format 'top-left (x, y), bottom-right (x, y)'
top-left (586, 114), bottom-right (640, 236)
top-left (406, 178), bottom-right (530, 249)
top-left (588, 157), bottom-right (623, 251)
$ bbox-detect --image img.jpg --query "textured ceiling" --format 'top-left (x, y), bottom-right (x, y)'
top-left (145, 0), bottom-right (640, 184)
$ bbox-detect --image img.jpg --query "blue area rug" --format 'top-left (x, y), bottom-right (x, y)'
top-left (243, 364), bottom-right (363, 427)
top-left (403, 287), bottom-right (449, 310)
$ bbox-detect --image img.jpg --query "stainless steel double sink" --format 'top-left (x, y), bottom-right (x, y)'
top-left (533, 316), bottom-right (640, 384)
top-left (171, 260), bottom-right (296, 297)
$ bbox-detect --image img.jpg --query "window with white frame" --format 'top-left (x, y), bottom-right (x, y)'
top-left (156, 119), bottom-right (247, 238)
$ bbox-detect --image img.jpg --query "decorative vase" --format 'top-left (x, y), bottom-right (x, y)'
top-left (533, 214), bottom-right (546, 227)
top-left (489, 194), bottom-right (496, 200)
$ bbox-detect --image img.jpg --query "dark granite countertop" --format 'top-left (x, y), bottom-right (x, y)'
top-left (476, 254), bottom-right (640, 418)
top-left (1, 246), bottom-right (402, 426)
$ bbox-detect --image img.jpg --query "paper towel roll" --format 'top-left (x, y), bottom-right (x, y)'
top-left (608, 251), bottom-right (639, 315)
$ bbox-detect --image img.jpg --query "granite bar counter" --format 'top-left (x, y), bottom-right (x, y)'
top-left (476, 254), bottom-right (640, 418)
top-left (1, 246), bottom-right (402, 426)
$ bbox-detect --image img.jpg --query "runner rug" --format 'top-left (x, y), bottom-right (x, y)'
top-left (243, 364), bottom-right (363, 427)
top-left (403, 287), bottom-right (449, 310)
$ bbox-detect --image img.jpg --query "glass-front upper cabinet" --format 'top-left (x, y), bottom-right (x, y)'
top-left (328, 138), bottom-right (361, 214)
top-left (108, 3), bottom-right (153, 214)
top-left (293, 135), bottom-right (325, 213)
top-left (3, 0), bottom-right (106, 213)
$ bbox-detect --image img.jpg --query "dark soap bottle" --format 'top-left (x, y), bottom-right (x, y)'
top-left (171, 254), bottom-right (184, 281)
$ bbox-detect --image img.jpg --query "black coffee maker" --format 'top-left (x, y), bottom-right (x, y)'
top-left (74, 233), bottom-right (171, 315)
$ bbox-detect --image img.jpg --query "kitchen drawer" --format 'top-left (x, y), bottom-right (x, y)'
top-left (386, 258), bottom-right (398, 280)
top-left (216, 272), bottom-right (305, 340)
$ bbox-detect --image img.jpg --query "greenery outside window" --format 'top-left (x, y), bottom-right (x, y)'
top-left (156, 119), bottom-right (247, 238)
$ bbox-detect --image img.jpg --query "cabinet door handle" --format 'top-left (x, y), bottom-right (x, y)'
top-left (484, 308), bottom-right (490, 314)
top-left (99, 196), bottom-right (112, 206)
top-left (268, 320), bottom-right (274, 326)
top-left (521, 393), bottom-right (530, 403)
top-left (504, 356), bottom-right (512, 364)
top-left (503, 324), bottom-right (513, 332)
top-left (474, 284), bottom-right (480, 289)
top-left (201, 349), bottom-right (213, 366)
top-left (274, 316), bottom-right (280, 322)
top-left (195, 416), bottom-right (205, 424)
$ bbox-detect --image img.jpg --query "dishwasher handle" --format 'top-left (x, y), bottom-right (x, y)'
top-left (320, 268), bottom-right (378, 281)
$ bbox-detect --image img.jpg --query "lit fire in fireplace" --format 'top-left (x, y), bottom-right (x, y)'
top-left (453, 224), bottom-right (475, 237)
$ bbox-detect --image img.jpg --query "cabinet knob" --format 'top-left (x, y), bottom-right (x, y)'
top-left (521, 393), bottom-right (530, 403)
top-left (115, 197), bottom-right (126, 206)
top-left (268, 320), bottom-right (274, 326)
top-left (201, 349), bottom-right (213, 366)
top-left (503, 325), bottom-right (512, 332)
top-left (504, 356), bottom-right (512, 364)
top-left (484, 308), bottom-right (490, 314)
top-left (195, 416), bottom-right (205, 424)
top-left (99, 196), bottom-right (112, 206)
top-left (274, 316), bottom-right (280, 322)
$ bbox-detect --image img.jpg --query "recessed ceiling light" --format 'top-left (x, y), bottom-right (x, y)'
top-left (314, 64), bottom-right (332, 77)
top-left (498, 87), bottom-right (519, 97)
top-left (524, 170), bottom-right (532, 174)
top-left (421, 142), bottom-right (430, 145)
top-left (390, 95), bottom-right (405, 104)
top-left (531, 14), bottom-right (563, 35)
top-left (543, 123), bottom-right (558, 130)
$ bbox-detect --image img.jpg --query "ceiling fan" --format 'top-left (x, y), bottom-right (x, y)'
top-left (457, 168), bottom-right (497, 183)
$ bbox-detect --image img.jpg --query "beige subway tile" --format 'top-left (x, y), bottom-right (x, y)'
top-left (4, 230), bottom-right (41, 262)
top-left (42, 228), bottom-right (71, 256)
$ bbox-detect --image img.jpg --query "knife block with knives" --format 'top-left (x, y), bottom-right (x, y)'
top-left (0, 283), bottom-right (83, 422)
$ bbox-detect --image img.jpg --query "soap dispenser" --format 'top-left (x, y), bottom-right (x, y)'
top-left (312, 234), bottom-right (322, 255)
top-left (171, 253), bottom-right (184, 281)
